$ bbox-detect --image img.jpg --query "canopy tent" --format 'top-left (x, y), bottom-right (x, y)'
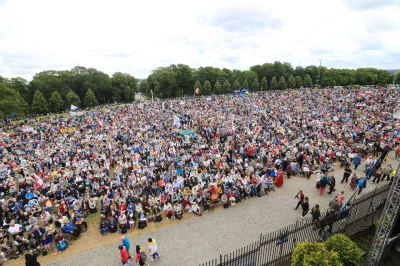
top-left (178, 130), bottom-right (195, 136)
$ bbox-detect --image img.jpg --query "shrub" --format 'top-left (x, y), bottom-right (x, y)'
top-left (325, 234), bottom-right (361, 266)
top-left (292, 240), bottom-right (342, 266)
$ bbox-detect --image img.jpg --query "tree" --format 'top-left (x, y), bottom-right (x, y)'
top-left (325, 235), bottom-right (361, 266)
top-left (295, 76), bottom-right (303, 88)
top-left (287, 75), bottom-right (295, 89)
top-left (303, 74), bottom-right (313, 87)
top-left (291, 241), bottom-right (341, 266)
top-left (111, 72), bottom-right (137, 102)
top-left (261, 77), bottom-right (268, 90)
top-left (222, 80), bottom-right (231, 93)
top-left (194, 80), bottom-right (202, 93)
top-left (139, 80), bottom-right (148, 93)
top-left (31, 90), bottom-right (48, 114)
top-left (0, 83), bottom-right (28, 118)
top-left (252, 78), bottom-right (259, 90)
top-left (243, 79), bottom-right (249, 90)
top-left (278, 76), bottom-right (287, 90)
top-left (214, 81), bottom-right (222, 94)
top-left (203, 80), bottom-right (212, 95)
top-left (270, 76), bottom-right (278, 90)
top-left (48, 91), bottom-right (64, 113)
top-left (232, 79), bottom-right (241, 91)
top-left (84, 88), bottom-right (98, 108)
top-left (147, 67), bottom-right (178, 98)
top-left (65, 90), bottom-right (81, 108)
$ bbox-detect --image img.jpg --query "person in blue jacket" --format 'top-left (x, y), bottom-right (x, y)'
top-left (121, 235), bottom-right (131, 255)
top-left (353, 153), bottom-right (361, 170)
top-left (61, 221), bottom-right (80, 238)
top-left (358, 178), bottom-right (366, 194)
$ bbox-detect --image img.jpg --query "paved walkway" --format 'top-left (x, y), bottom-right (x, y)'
top-left (45, 155), bottom-right (398, 266)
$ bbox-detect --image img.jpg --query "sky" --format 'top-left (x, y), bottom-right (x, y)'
top-left (0, 0), bottom-right (399, 80)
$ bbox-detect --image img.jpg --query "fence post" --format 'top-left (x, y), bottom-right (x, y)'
top-left (259, 233), bottom-right (263, 247)
top-left (219, 254), bottom-right (222, 266)
top-left (369, 187), bottom-right (377, 226)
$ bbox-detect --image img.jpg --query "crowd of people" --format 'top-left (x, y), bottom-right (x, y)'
top-left (0, 87), bottom-right (399, 264)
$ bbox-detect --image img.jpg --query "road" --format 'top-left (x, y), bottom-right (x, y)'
top-left (45, 155), bottom-right (398, 266)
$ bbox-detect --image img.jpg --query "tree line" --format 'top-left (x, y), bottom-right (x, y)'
top-left (1, 62), bottom-right (399, 118)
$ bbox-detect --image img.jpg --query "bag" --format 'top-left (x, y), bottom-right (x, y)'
top-left (316, 182), bottom-right (320, 189)
top-left (42, 249), bottom-right (48, 256)
top-left (120, 226), bottom-right (127, 234)
top-left (156, 215), bottom-right (162, 222)
top-left (58, 240), bottom-right (68, 251)
top-left (140, 251), bottom-right (147, 261)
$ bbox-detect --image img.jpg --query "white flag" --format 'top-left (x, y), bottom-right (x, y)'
top-left (173, 115), bottom-right (180, 128)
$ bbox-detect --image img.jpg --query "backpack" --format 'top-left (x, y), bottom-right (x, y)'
top-left (58, 240), bottom-right (68, 251)
top-left (140, 251), bottom-right (147, 261)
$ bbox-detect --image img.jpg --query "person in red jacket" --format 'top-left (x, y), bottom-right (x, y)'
top-left (119, 245), bottom-right (129, 265)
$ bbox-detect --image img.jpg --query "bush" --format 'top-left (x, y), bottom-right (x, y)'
top-left (353, 84), bottom-right (360, 89)
top-left (291, 240), bottom-right (342, 266)
top-left (325, 234), bottom-right (361, 266)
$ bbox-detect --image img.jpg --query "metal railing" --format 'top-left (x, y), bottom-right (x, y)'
top-left (200, 183), bottom-right (391, 266)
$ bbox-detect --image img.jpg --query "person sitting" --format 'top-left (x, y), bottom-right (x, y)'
top-left (30, 225), bottom-right (44, 241)
top-left (99, 220), bottom-right (109, 235)
top-left (1, 238), bottom-right (19, 259)
top-left (8, 220), bottom-right (24, 240)
top-left (182, 197), bottom-right (191, 212)
top-left (138, 211), bottom-right (147, 229)
top-left (303, 165), bottom-right (311, 179)
top-left (28, 238), bottom-right (41, 256)
top-left (152, 204), bottom-right (162, 222)
top-left (107, 216), bottom-right (118, 233)
top-left (174, 202), bottom-right (183, 220)
top-left (72, 211), bottom-right (87, 231)
top-left (221, 194), bottom-right (229, 208)
top-left (163, 202), bottom-right (173, 219)
top-left (13, 235), bottom-right (29, 255)
top-left (40, 234), bottom-right (52, 255)
top-left (191, 202), bottom-right (201, 216)
top-left (61, 221), bottom-right (80, 238)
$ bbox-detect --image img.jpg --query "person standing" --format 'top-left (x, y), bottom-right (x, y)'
top-left (294, 190), bottom-right (305, 210)
top-left (301, 197), bottom-right (309, 219)
top-left (382, 164), bottom-right (393, 182)
top-left (358, 178), bottom-right (366, 194)
top-left (318, 176), bottom-right (327, 195)
top-left (119, 245), bottom-right (129, 265)
top-left (25, 253), bottom-right (41, 266)
top-left (148, 238), bottom-right (160, 262)
top-left (121, 236), bottom-right (131, 256)
top-left (327, 175), bottom-right (336, 194)
top-left (341, 165), bottom-right (352, 183)
top-left (336, 191), bottom-right (345, 207)
top-left (135, 245), bottom-right (148, 266)
top-left (310, 204), bottom-right (320, 222)
top-left (353, 153), bottom-right (361, 170)
top-left (396, 145), bottom-right (400, 159)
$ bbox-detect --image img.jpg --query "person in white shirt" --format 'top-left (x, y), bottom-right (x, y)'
top-left (8, 220), bottom-right (24, 238)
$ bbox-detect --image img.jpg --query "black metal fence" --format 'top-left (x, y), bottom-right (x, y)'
top-left (200, 184), bottom-right (391, 266)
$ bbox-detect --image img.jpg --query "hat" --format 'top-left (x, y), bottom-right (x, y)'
top-left (121, 236), bottom-right (125, 240)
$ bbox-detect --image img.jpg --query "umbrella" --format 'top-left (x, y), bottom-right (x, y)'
top-left (365, 91), bottom-right (374, 95)
top-left (178, 130), bottom-right (195, 136)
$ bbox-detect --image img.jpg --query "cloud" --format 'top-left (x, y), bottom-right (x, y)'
top-left (0, 0), bottom-right (399, 81)
top-left (343, 0), bottom-right (400, 11)
top-left (209, 6), bottom-right (283, 33)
